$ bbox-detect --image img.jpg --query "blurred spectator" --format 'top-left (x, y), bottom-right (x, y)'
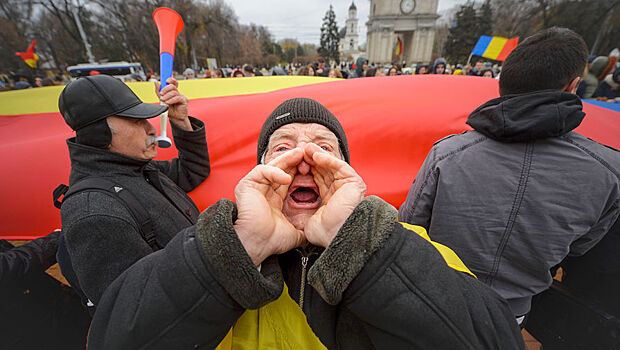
top-left (587, 55), bottom-right (597, 70)
top-left (232, 69), bottom-right (245, 78)
top-left (296, 65), bottom-right (315, 76)
top-left (271, 66), bottom-right (287, 76)
top-left (1, 231), bottom-right (91, 349)
top-left (243, 65), bottom-right (255, 77)
top-left (15, 81), bottom-right (32, 89)
top-left (579, 56), bottom-right (618, 98)
top-left (146, 71), bottom-right (158, 82)
top-left (481, 69), bottom-right (495, 78)
top-left (211, 69), bottom-right (224, 78)
top-left (365, 67), bottom-right (377, 77)
top-left (375, 66), bottom-right (386, 77)
top-left (468, 60), bottom-right (484, 76)
top-left (315, 57), bottom-right (330, 77)
top-left (183, 68), bottom-right (196, 79)
top-left (34, 75), bottom-right (44, 87)
top-left (388, 65), bottom-right (401, 76)
top-left (349, 57), bottom-right (368, 78)
top-left (125, 74), bottom-right (143, 82)
top-left (415, 64), bottom-right (429, 75)
top-left (432, 58), bottom-right (448, 74)
top-left (593, 67), bottom-right (620, 99)
top-left (14, 69), bottom-right (32, 89)
top-left (328, 69), bottom-right (343, 78)
top-left (42, 77), bottom-right (56, 86)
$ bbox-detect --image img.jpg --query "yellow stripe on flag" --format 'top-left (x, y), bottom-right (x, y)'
top-left (0, 76), bottom-right (337, 116)
top-left (482, 37), bottom-right (508, 60)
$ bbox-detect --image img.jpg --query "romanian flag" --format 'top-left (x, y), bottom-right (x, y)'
top-left (471, 36), bottom-right (519, 61)
top-left (395, 37), bottom-right (403, 55)
top-left (1, 76), bottom-right (617, 239)
top-left (15, 40), bottom-right (39, 68)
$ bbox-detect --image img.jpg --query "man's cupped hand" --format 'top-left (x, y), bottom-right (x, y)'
top-left (234, 144), bottom-right (366, 265)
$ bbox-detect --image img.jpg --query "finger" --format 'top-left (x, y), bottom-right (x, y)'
top-left (267, 148), bottom-right (304, 172)
top-left (312, 151), bottom-right (358, 179)
top-left (154, 81), bottom-right (161, 98)
top-left (165, 77), bottom-right (179, 88)
top-left (244, 164), bottom-right (293, 187)
top-left (311, 168), bottom-right (332, 201)
top-left (161, 95), bottom-right (185, 107)
top-left (159, 83), bottom-right (178, 97)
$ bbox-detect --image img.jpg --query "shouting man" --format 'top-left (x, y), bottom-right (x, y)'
top-left (88, 98), bottom-right (524, 349)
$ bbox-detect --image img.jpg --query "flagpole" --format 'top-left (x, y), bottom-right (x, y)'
top-left (70, 0), bottom-right (96, 64)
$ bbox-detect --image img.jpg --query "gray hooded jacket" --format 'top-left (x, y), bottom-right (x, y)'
top-left (399, 90), bottom-right (620, 316)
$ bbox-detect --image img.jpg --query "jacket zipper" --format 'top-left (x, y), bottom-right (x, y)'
top-left (299, 256), bottom-right (309, 309)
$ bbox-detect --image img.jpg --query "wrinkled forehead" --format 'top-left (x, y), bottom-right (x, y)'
top-left (268, 123), bottom-right (338, 145)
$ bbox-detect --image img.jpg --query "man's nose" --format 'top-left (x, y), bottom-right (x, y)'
top-left (297, 160), bottom-right (310, 175)
top-left (296, 142), bottom-right (311, 174)
top-left (144, 120), bottom-right (157, 135)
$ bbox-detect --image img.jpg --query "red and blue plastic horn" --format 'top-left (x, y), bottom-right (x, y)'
top-left (153, 7), bottom-right (184, 148)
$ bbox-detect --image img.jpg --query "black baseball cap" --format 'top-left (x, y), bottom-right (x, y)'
top-left (58, 75), bottom-right (167, 131)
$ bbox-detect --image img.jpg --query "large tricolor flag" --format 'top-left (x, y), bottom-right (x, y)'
top-left (471, 36), bottom-right (519, 61)
top-left (0, 76), bottom-right (618, 239)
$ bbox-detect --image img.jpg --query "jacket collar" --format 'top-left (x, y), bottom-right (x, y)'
top-left (466, 90), bottom-right (585, 142)
top-left (67, 137), bottom-right (150, 184)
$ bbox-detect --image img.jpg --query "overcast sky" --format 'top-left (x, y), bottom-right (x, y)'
top-left (224, 0), bottom-right (468, 45)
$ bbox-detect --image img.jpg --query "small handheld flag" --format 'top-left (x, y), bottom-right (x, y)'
top-left (471, 36), bottom-right (519, 61)
top-left (153, 7), bottom-right (184, 148)
top-left (15, 40), bottom-right (39, 68)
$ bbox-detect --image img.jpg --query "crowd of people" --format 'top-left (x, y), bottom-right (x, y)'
top-left (3, 48), bottom-right (619, 102)
top-left (1, 27), bottom-right (619, 350)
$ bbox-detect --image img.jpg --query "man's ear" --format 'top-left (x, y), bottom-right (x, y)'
top-left (563, 77), bottom-right (581, 94)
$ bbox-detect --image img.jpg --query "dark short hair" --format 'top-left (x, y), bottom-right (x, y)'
top-left (499, 27), bottom-right (588, 96)
top-left (243, 64), bottom-right (254, 73)
top-left (317, 57), bottom-right (325, 64)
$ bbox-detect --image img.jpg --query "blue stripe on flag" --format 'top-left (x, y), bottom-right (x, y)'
top-left (472, 36), bottom-right (493, 56)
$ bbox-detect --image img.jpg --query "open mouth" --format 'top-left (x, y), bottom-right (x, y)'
top-left (287, 186), bottom-right (321, 209)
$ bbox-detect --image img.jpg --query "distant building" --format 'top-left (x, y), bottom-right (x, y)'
top-left (339, 2), bottom-right (363, 62)
top-left (366, 0), bottom-right (439, 65)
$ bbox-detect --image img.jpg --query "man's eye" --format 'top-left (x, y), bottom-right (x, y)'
top-left (276, 146), bottom-right (288, 152)
top-left (321, 146), bottom-right (330, 151)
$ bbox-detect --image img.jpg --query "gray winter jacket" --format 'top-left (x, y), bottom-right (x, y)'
top-left (61, 117), bottom-right (210, 304)
top-left (399, 90), bottom-right (620, 316)
top-left (88, 196), bottom-right (524, 349)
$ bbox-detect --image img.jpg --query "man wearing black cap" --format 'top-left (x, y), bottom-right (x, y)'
top-left (87, 98), bottom-right (524, 349)
top-left (57, 75), bottom-right (210, 305)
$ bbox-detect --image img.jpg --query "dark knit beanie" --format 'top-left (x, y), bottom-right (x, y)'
top-left (257, 98), bottom-right (349, 164)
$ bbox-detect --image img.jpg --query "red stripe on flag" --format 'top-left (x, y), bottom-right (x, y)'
top-left (2, 76), bottom-right (618, 239)
top-left (496, 37), bottom-right (519, 61)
